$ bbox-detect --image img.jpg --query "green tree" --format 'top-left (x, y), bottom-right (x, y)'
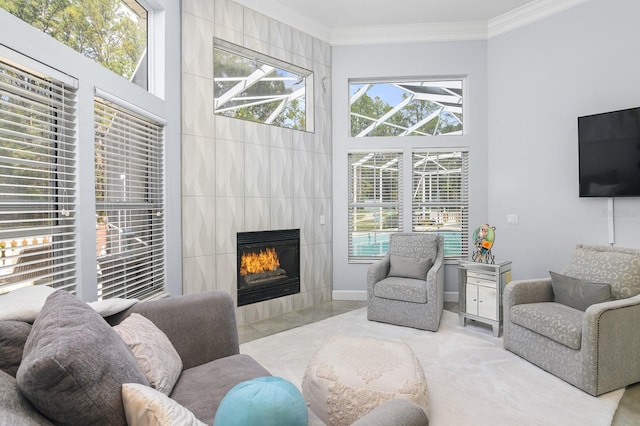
top-left (0, 0), bottom-right (146, 81)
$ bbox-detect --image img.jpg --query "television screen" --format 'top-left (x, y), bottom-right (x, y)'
top-left (578, 107), bottom-right (640, 197)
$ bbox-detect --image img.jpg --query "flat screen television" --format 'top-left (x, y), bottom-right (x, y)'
top-left (578, 106), bottom-right (640, 197)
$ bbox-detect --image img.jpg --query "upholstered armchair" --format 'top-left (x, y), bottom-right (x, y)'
top-left (503, 244), bottom-right (640, 396)
top-left (367, 233), bottom-right (444, 331)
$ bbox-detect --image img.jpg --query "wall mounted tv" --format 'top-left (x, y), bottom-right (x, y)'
top-left (578, 106), bottom-right (640, 197)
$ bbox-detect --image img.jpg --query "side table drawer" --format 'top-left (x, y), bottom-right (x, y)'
top-left (466, 276), bottom-right (496, 288)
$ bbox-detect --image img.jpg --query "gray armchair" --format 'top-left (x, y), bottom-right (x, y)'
top-left (503, 244), bottom-right (640, 396)
top-left (367, 233), bottom-right (444, 331)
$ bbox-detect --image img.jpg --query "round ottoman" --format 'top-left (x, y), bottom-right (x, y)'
top-left (302, 336), bottom-right (429, 426)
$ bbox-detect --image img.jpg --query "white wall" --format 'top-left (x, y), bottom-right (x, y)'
top-left (332, 41), bottom-right (490, 298)
top-left (488, 0), bottom-right (640, 280)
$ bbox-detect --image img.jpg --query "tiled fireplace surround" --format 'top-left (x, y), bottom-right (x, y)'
top-left (181, 0), bottom-right (333, 326)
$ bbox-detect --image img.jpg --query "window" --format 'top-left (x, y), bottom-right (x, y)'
top-left (94, 96), bottom-right (165, 300)
top-left (0, 0), bottom-right (148, 90)
top-left (0, 55), bottom-right (77, 295)
top-left (412, 150), bottom-right (469, 258)
top-left (350, 79), bottom-right (463, 137)
top-left (214, 39), bottom-right (312, 131)
top-left (348, 151), bottom-right (402, 260)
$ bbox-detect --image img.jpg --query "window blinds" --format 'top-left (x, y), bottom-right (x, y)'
top-left (94, 98), bottom-right (165, 300)
top-left (412, 150), bottom-right (469, 258)
top-left (0, 58), bottom-right (77, 295)
top-left (348, 151), bottom-right (403, 260)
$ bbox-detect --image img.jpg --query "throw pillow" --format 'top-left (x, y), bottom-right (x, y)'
top-left (388, 254), bottom-right (433, 280)
top-left (0, 320), bottom-right (31, 377)
top-left (114, 313), bottom-right (183, 395)
top-left (0, 285), bottom-right (56, 322)
top-left (88, 297), bottom-right (139, 316)
top-left (549, 271), bottom-right (612, 311)
top-left (214, 376), bottom-right (308, 426)
top-left (0, 370), bottom-right (54, 426)
top-left (16, 290), bottom-right (149, 426)
top-left (122, 383), bottom-right (206, 426)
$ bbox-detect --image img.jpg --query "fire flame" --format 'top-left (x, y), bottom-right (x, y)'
top-left (240, 247), bottom-right (280, 276)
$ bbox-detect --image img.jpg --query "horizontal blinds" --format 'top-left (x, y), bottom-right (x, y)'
top-left (348, 151), bottom-right (402, 260)
top-left (94, 98), bottom-right (165, 300)
top-left (412, 151), bottom-right (469, 258)
top-left (0, 58), bottom-right (77, 295)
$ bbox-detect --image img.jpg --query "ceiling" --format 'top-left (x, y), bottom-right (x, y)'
top-left (233, 0), bottom-right (589, 44)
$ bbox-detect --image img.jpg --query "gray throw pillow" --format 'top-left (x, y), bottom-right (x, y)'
top-left (0, 320), bottom-right (31, 377)
top-left (388, 255), bottom-right (433, 280)
top-left (549, 271), bottom-right (612, 311)
top-left (16, 290), bottom-right (149, 426)
top-left (0, 370), bottom-right (54, 426)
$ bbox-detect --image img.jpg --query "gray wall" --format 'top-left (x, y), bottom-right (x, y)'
top-left (331, 41), bottom-right (490, 298)
top-left (487, 0), bottom-right (640, 280)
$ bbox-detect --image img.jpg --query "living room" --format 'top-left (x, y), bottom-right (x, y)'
top-left (1, 0), bottom-right (639, 424)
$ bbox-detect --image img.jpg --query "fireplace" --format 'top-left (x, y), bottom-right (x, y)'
top-left (236, 229), bottom-right (300, 307)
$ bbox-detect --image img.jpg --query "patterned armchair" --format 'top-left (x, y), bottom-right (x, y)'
top-left (367, 233), bottom-right (444, 331)
top-left (503, 244), bottom-right (640, 396)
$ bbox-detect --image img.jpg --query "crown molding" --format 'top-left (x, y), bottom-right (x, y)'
top-left (330, 21), bottom-right (488, 46)
top-left (488, 0), bottom-right (591, 38)
top-left (234, 0), bottom-right (590, 46)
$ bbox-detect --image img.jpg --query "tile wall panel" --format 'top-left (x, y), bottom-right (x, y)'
top-left (182, 0), bottom-right (332, 324)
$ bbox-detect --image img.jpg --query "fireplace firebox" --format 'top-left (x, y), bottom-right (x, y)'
top-left (236, 229), bottom-right (300, 306)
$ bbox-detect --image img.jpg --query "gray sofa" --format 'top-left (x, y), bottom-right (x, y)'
top-left (1, 290), bottom-right (428, 425)
top-left (503, 244), bottom-right (640, 396)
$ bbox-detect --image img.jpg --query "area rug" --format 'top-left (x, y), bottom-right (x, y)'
top-left (240, 308), bottom-right (623, 426)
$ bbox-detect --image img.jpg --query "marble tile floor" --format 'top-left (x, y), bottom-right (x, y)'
top-left (237, 300), bottom-right (638, 425)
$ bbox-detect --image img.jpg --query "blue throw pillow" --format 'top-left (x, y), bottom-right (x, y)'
top-left (213, 376), bottom-right (308, 426)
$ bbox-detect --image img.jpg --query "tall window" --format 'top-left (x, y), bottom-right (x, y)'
top-left (214, 39), bottom-right (312, 132)
top-left (348, 151), bottom-right (402, 260)
top-left (412, 150), bottom-right (469, 258)
top-left (0, 0), bottom-right (148, 89)
top-left (350, 79), bottom-right (463, 137)
top-left (0, 56), bottom-right (77, 295)
top-left (94, 97), bottom-right (165, 300)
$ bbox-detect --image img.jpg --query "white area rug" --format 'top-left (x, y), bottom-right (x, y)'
top-left (240, 308), bottom-right (623, 426)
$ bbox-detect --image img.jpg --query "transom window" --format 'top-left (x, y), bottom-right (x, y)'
top-left (0, 0), bottom-right (148, 90)
top-left (349, 79), bottom-right (463, 137)
top-left (214, 39), bottom-right (312, 132)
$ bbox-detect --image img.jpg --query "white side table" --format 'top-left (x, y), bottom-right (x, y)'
top-left (458, 259), bottom-right (512, 337)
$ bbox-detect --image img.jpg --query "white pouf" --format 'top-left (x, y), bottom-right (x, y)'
top-left (302, 335), bottom-right (429, 426)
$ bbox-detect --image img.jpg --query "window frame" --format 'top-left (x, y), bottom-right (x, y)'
top-left (94, 92), bottom-right (166, 300)
top-left (348, 150), bottom-right (403, 262)
top-left (411, 149), bottom-right (470, 259)
top-left (213, 38), bottom-right (314, 133)
top-left (348, 77), bottom-right (465, 138)
top-left (0, 49), bottom-right (78, 295)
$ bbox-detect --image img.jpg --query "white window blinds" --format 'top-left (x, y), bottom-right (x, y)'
top-left (348, 151), bottom-right (402, 260)
top-left (0, 57), bottom-right (77, 295)
top-left (94, 97), bottom-right (165, 300)
top-left (412, 150), bottom-right (469, 258)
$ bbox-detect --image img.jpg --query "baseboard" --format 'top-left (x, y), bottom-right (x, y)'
top-left (332, 290), bottom-right (367, 301)
top-left (333, 290), bottom-right (459, 302)
top-left (445, 291), bottom-right (459, 302)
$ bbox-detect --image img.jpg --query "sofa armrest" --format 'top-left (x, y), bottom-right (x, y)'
top-left (367, 254), bottom-right (390, 293)
top-left (111, 291), bottom-right (240, 370)
top-left (351, 399), bottom-right (429, 426)
top-left (503, 278), bottom-right (554, 308)
top-left (581, 294), bottom-right (640, 395)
